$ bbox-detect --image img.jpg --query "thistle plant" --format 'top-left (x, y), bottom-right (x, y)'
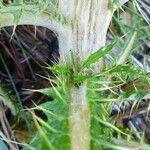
top-left (0, 0), bottom-right (150, 150)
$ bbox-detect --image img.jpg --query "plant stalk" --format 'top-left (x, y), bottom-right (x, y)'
top-left (70, 82), bottom-right (90, 150)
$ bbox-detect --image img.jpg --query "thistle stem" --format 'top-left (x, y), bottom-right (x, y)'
top-left (70, 82), bottom-right (90, 150)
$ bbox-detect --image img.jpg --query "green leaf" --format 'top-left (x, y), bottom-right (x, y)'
top-left (73, 74), bottom-right (94, 83)
top-left (82, 40), bottom-right (118, 69)
top-left (23, 101), bottom-right (70, 150)
top-left (13, 0), bottom-right (23, 4)
top-left (47, 65), bottom-right (70, 75)
top-left (102, 64), bottom-right (141, 76)
top-left (94, 116), bottom-right (127, 135)
top-left (33, 88), bottom-right (55, 97)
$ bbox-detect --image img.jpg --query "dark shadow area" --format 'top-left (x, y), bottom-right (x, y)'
top-left (0, 25), bottom-right (59, 108)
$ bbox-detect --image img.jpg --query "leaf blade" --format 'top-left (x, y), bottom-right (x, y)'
top-left (82, 40), bottom-right (118, 69)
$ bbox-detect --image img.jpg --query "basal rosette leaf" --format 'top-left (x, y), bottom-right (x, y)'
top-left (23, 100), bottom-right (70, 150)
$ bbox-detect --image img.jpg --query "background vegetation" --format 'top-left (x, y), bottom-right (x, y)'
top-left (0, 0), bottom-right (150, 150)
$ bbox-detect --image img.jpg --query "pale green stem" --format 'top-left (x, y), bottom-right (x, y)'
top-left (117, 32), bottom-right (137, 65)
top-left (70, 82), bottom-right (90, 150)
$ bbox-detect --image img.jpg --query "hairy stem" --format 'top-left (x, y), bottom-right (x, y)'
top-left (70, 82), bottom-right (90, 150)
top-left (59, 0), bottom-right (113, 64)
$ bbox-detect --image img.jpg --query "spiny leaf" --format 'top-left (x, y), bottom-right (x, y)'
top-left (52, 84), bottom-right (67, 104)
top-left (82, 40), bottom-right (118, 69)
top-left (33, 88), bottom-right (55, 97)
top-left (32, 105), bottom-right (60, 119)
top-left (32, 111), bottom-right (55, 150)
top-left (25, 101), bottom-right (70, 150)
top-left (117, 32), bottom-right (137, 65)
top-left (11, 9), bottom-right (22, 39)
top-left (73, 73), bottom-right (94, 83)
top-left (47, 65), bottom-right (70, 75)
top-left (94, 116), bottom-right (127, 135)
top-left (34, 115), bottom-right (59, 133)
top-left (103, 64), bottom-right (140, 75)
